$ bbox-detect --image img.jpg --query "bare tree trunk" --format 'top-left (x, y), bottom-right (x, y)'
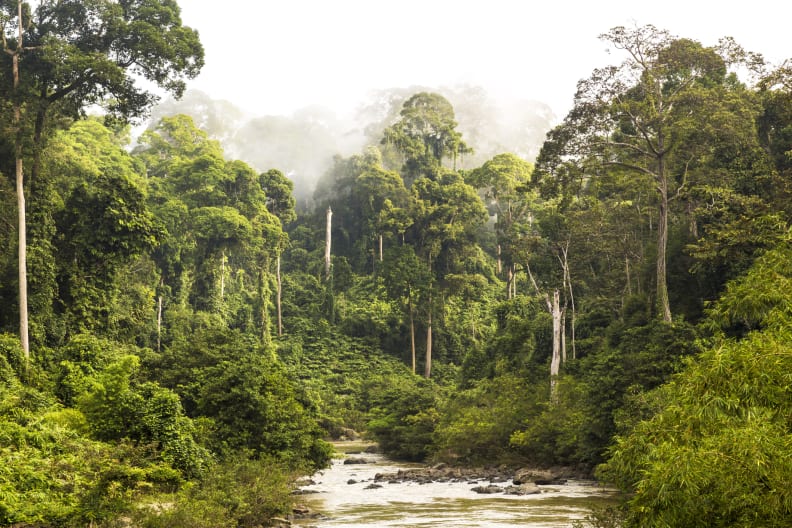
top-left (657, 175), bottom-right (671, 323)
top-left (550, 289), bottom-right (562, 401)
top-left (379, 233), bottom-right (383, 262)
top-left (497, 244), bottom-right (502, 275)
top-left (425, 292), bottom-right (432, 379)
top-left (7, 0), bottom-right (29, 363)
top-left (408, 286), bottom-right (416, 374)
top-left (561, 309), bottom-right (567, 363)
top-left (655, 120), bottom-right (672, 322)
top-left (325, 206), bottom-right (332, 280)
top-left (527, 264), bottom-right (563, 401)
top-left (16, 137), bottom-right (28, 362)
top-left (559, 244), bottom-right (576, 360)
top-left (506, 266), bottom-right (513, 299)
top-left (276, 253), bottom-right (283, 336)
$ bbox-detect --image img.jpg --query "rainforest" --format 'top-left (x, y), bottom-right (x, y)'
top-left (0, 2), bottom-right (791, 527)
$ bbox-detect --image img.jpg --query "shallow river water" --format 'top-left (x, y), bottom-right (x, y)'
top-left (296, 443), bottom-right (618, 528)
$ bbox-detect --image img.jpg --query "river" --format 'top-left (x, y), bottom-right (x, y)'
top-left (295, 442), bottom-right (618, 527)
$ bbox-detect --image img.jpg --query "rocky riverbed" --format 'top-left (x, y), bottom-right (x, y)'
top-left (289, 443), bottom-right (618, 528)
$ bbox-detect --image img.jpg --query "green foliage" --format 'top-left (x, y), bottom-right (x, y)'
top-left (509, 377), bottom-right (587, 465)
top-left (364, 373), bottom-right (440, 461)
top-left (78, 353), bottom-right (210, 478)
top-left (0, 20), bottom-right (789, 528)
top-left (382, 92), bottom-right (472, 181)
top-left (434, 374), bottom-right (539, 464)
top-left (0, 377), bottom-right (181, 527)
top-left (136, 456), bottom-right (295, 528)
top-left (704, 239), bottom-right (792, 333)
top-left (194, 351), bottom-right (331, 469)
top-left (0, 332), bottom-right (26, 383)
top-left (599, 240), bottom-right (792, 526)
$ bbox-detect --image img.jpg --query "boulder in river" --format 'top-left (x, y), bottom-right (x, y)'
top-left (343, 457), bottom-right (370, 465)
top-left (471, 484), bottom-right (504, 494)
top-left (535, 478), bottom-right (568, 486)
top-left (504, 484), bottom-right (541, 495)
top-left (513, 468), bottom-right (555, 484)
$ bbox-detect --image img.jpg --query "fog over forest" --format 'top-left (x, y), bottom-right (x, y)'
top-left (143, 86), bottom-right (554, 207)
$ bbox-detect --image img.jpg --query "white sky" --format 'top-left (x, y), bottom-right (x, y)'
top-left (177, 0), bottom-right (791, 121)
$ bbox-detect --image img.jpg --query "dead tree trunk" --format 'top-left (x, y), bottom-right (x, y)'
top-left (559, 243), bottom-right (576, 360)
top-left (325, 206), bottom-right (332, 280)
top-left (550, 289), bottom-right (562, 401)
top-left (527, 264), bottom-right (564, 401)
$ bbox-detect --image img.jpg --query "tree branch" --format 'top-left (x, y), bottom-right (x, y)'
top-left (593, 139), bottom-right (654, 158)
top-left (525, 262), bottom-right (552, 313)
top-left (600, 159), bottom-right (657, 178)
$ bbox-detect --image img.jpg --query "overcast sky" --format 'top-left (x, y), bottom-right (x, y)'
top-left (177, 0), bottom-right (790, 122)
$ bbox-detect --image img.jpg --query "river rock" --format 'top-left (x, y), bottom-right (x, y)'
top-left (513, 468), bottom-right (555, 484)
top-left (343, 457), bottom-right (370, 465)
top-left (504, 483), bottom-right (541, 495)
top-left (471, 484), bottom-right (503, 494)
top-left (347, 479), bottom-right (357, 484)
top-left (291, 489), bottom-right (320, 495)
top-left (292, 505), bottom-right (312, 515)
top-left (364, 483), bottom-right (383, 489)
top-left (535, 478), bottom-right (568, 486)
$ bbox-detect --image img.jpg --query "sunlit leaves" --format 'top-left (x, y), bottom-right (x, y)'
top-left (600, 237), bottom-right (792, 527)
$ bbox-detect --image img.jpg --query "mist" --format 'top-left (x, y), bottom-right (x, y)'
top-left (142, 86), bottom-right (556, 208)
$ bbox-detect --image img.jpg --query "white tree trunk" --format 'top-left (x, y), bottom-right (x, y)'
top-left (325, 206), bottom-right (332, 279)
top-left (550, 289), bottom-right (562, 401)
top-left (527, 264), bottom-right (563, 401)
top-left (559, 244), bottom-right (575, 360)
top-left (9, 0), bottom-right (29, 362)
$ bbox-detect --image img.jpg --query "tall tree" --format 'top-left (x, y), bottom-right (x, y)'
top-left (409, 171), bottom-right (487, 377)
top-left (260, 169), bottom-right (296, 336)
top-left (468, 153), bottom-right (534, 297)
top-left (552, 25), bottom-right (763, 322)
top-left (2, 0), bottom-right (31, 362)
top-left (382, 92), bottom-right (472, 184)
top-left (0, 0), bottom-right (203, 355)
